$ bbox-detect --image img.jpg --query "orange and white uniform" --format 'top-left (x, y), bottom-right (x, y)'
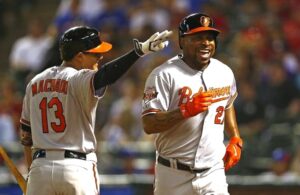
top-left (142, 55), bottom-right (237, 195)
top-left (20, 66), bottom-right (102, 195)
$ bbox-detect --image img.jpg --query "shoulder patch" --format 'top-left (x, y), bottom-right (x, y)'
top-left (143, 86), bottom-right (158, 102)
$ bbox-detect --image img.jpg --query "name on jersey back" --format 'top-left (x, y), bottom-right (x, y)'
top-left (31, 79), bottom-right (68, 96)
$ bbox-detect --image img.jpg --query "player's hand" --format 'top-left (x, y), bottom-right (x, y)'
top-left (133, 30), bottom-right (173, 56)
top-left (223, 136), bottom-right (243, 171)
top-left (180, 92), bottom-right (212, 118)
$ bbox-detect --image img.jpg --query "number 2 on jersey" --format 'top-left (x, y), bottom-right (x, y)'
top-left (39, 97), bottom-right (66, 133)
top-left (214, 106), bottom-right (225, 124)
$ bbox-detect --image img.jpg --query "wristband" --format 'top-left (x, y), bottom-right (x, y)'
top-left (229, 136), bottom-right (243, 148)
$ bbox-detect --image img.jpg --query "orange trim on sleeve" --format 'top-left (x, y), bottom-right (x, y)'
top-left (226, 92), bottom-right (238, 109)
top-left (142, 109), bottom-right (161, 116)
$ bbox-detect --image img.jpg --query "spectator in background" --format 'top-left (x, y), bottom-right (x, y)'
top-left (93, 0), bottom-right (129, 32)
top-left (0, 113), bottom-right (16, 144)
top-left (0, 75), bottom-right (22, 144)
top-left (235, 80), bottom-right (266, 138)
top-left (0, 0), bottom-right (37, 37)
top-left (52, 0), bottom-right (95, 36)
top-left (0, 76), bottom-right (23, 132)
top-left (55, 0), bottom-right (103, 24)
top-left (282, 6), bottom-right (300, 56)
top-left (129, 0), bottom-right (170, 37)
top-left (91, 0), bottom-right (131, 57)
top-left (99, 78), bottom-right (154, 174)
top-left (158, 0), bottom-right (189, 28)
top-left (287, 92), bottom-right (300, 127)
top-left (259, 148), bottom-right (299, 184)
top-left (9, 18), bottom-right (53, 94)
top-left (260, 61), bottom-right (299, 122)
top-left (100, 79), bottom-right (148, 147)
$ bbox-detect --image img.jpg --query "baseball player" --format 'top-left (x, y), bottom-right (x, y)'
top-left (142, 13), bottom-right (243, 195)
top-left (19, 26), bottom-right (172, 195)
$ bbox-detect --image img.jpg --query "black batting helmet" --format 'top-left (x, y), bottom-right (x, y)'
top-left (59, 26), bottom-right (112, 61)
top-left (179, 13), bottom-right (220, 37)
top-left (178, 13), bottom-right (220, 49)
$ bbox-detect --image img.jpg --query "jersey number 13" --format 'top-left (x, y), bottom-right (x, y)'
top-left (39, 97), bottom-right (66, 133)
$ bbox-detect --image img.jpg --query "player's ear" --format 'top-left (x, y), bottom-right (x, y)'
top-left (76, 52), bottom-right (86, 60)
top-left (72, 52), bottom-right (85, 67)
top-left (214, 37), bottom-right (218, 50)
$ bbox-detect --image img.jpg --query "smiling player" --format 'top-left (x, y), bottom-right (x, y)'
top-left (141, 13), bottom-right (243, 195)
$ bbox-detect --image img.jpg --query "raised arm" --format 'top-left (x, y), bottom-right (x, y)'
top-left (93, 30), bottom-right (173, 90)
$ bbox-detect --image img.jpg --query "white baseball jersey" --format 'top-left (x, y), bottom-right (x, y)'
top-left (20, 66), bottom-right (105, 153)
top-left (142, 55), bottom-right (237, 169)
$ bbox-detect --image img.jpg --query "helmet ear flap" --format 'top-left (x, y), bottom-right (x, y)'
top-left (178, 30), bottom-right (183, 49)
top-left (178, 20), bottom-right (187, 49)
top-left (178, 18), bottom-right (188, 37)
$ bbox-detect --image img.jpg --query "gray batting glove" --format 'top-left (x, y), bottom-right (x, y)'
top-left (133, 30), bottom-right (173, 56)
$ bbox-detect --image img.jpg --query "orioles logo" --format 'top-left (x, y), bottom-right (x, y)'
top-left (143, 86), bottom-right (158, 103)
top-left (200, 16), bottom-right (211, 27)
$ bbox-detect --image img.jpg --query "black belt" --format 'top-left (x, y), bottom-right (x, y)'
top-left (157, 156), bottom-right (209, 173)
top-left (33, 149), bottom-right (87, 160)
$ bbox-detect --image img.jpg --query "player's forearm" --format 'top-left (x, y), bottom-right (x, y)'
top-left (20, 127), bottom-right (33, 171)
top-left (142, 109), bottom-right (184, 134)
top-left (224, 106), bottom-right (240, 138)
top-left (23, 146), bottom-right (32, 171)
top-left (93, 50), bottom-right (140, 89)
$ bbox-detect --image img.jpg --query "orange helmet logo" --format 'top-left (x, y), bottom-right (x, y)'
top-left (200, 16), bottom-right (211, 27)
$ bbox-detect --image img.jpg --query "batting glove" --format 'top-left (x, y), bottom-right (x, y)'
top-left (133, 30), bottom-right (173, 56)
top-left (180, 92), bottom-right (212, 118)
top-left (223, 136), bottom-right (243, 171)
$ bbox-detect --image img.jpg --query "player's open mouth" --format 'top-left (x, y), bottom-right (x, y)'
top-left (198, 49), bottom-right (211, 58)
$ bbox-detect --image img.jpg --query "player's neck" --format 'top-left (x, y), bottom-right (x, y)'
top-left (181, 56), bottom-right (209, 71)
top-left (61, 61), bottom-right (79, 70)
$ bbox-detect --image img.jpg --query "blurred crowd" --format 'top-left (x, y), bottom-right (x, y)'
top-left (0, 0), bottom-right (299, 181)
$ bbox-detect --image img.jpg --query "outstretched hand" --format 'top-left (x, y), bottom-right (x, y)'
top-left (133, 30), bottom-right (173, 56)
